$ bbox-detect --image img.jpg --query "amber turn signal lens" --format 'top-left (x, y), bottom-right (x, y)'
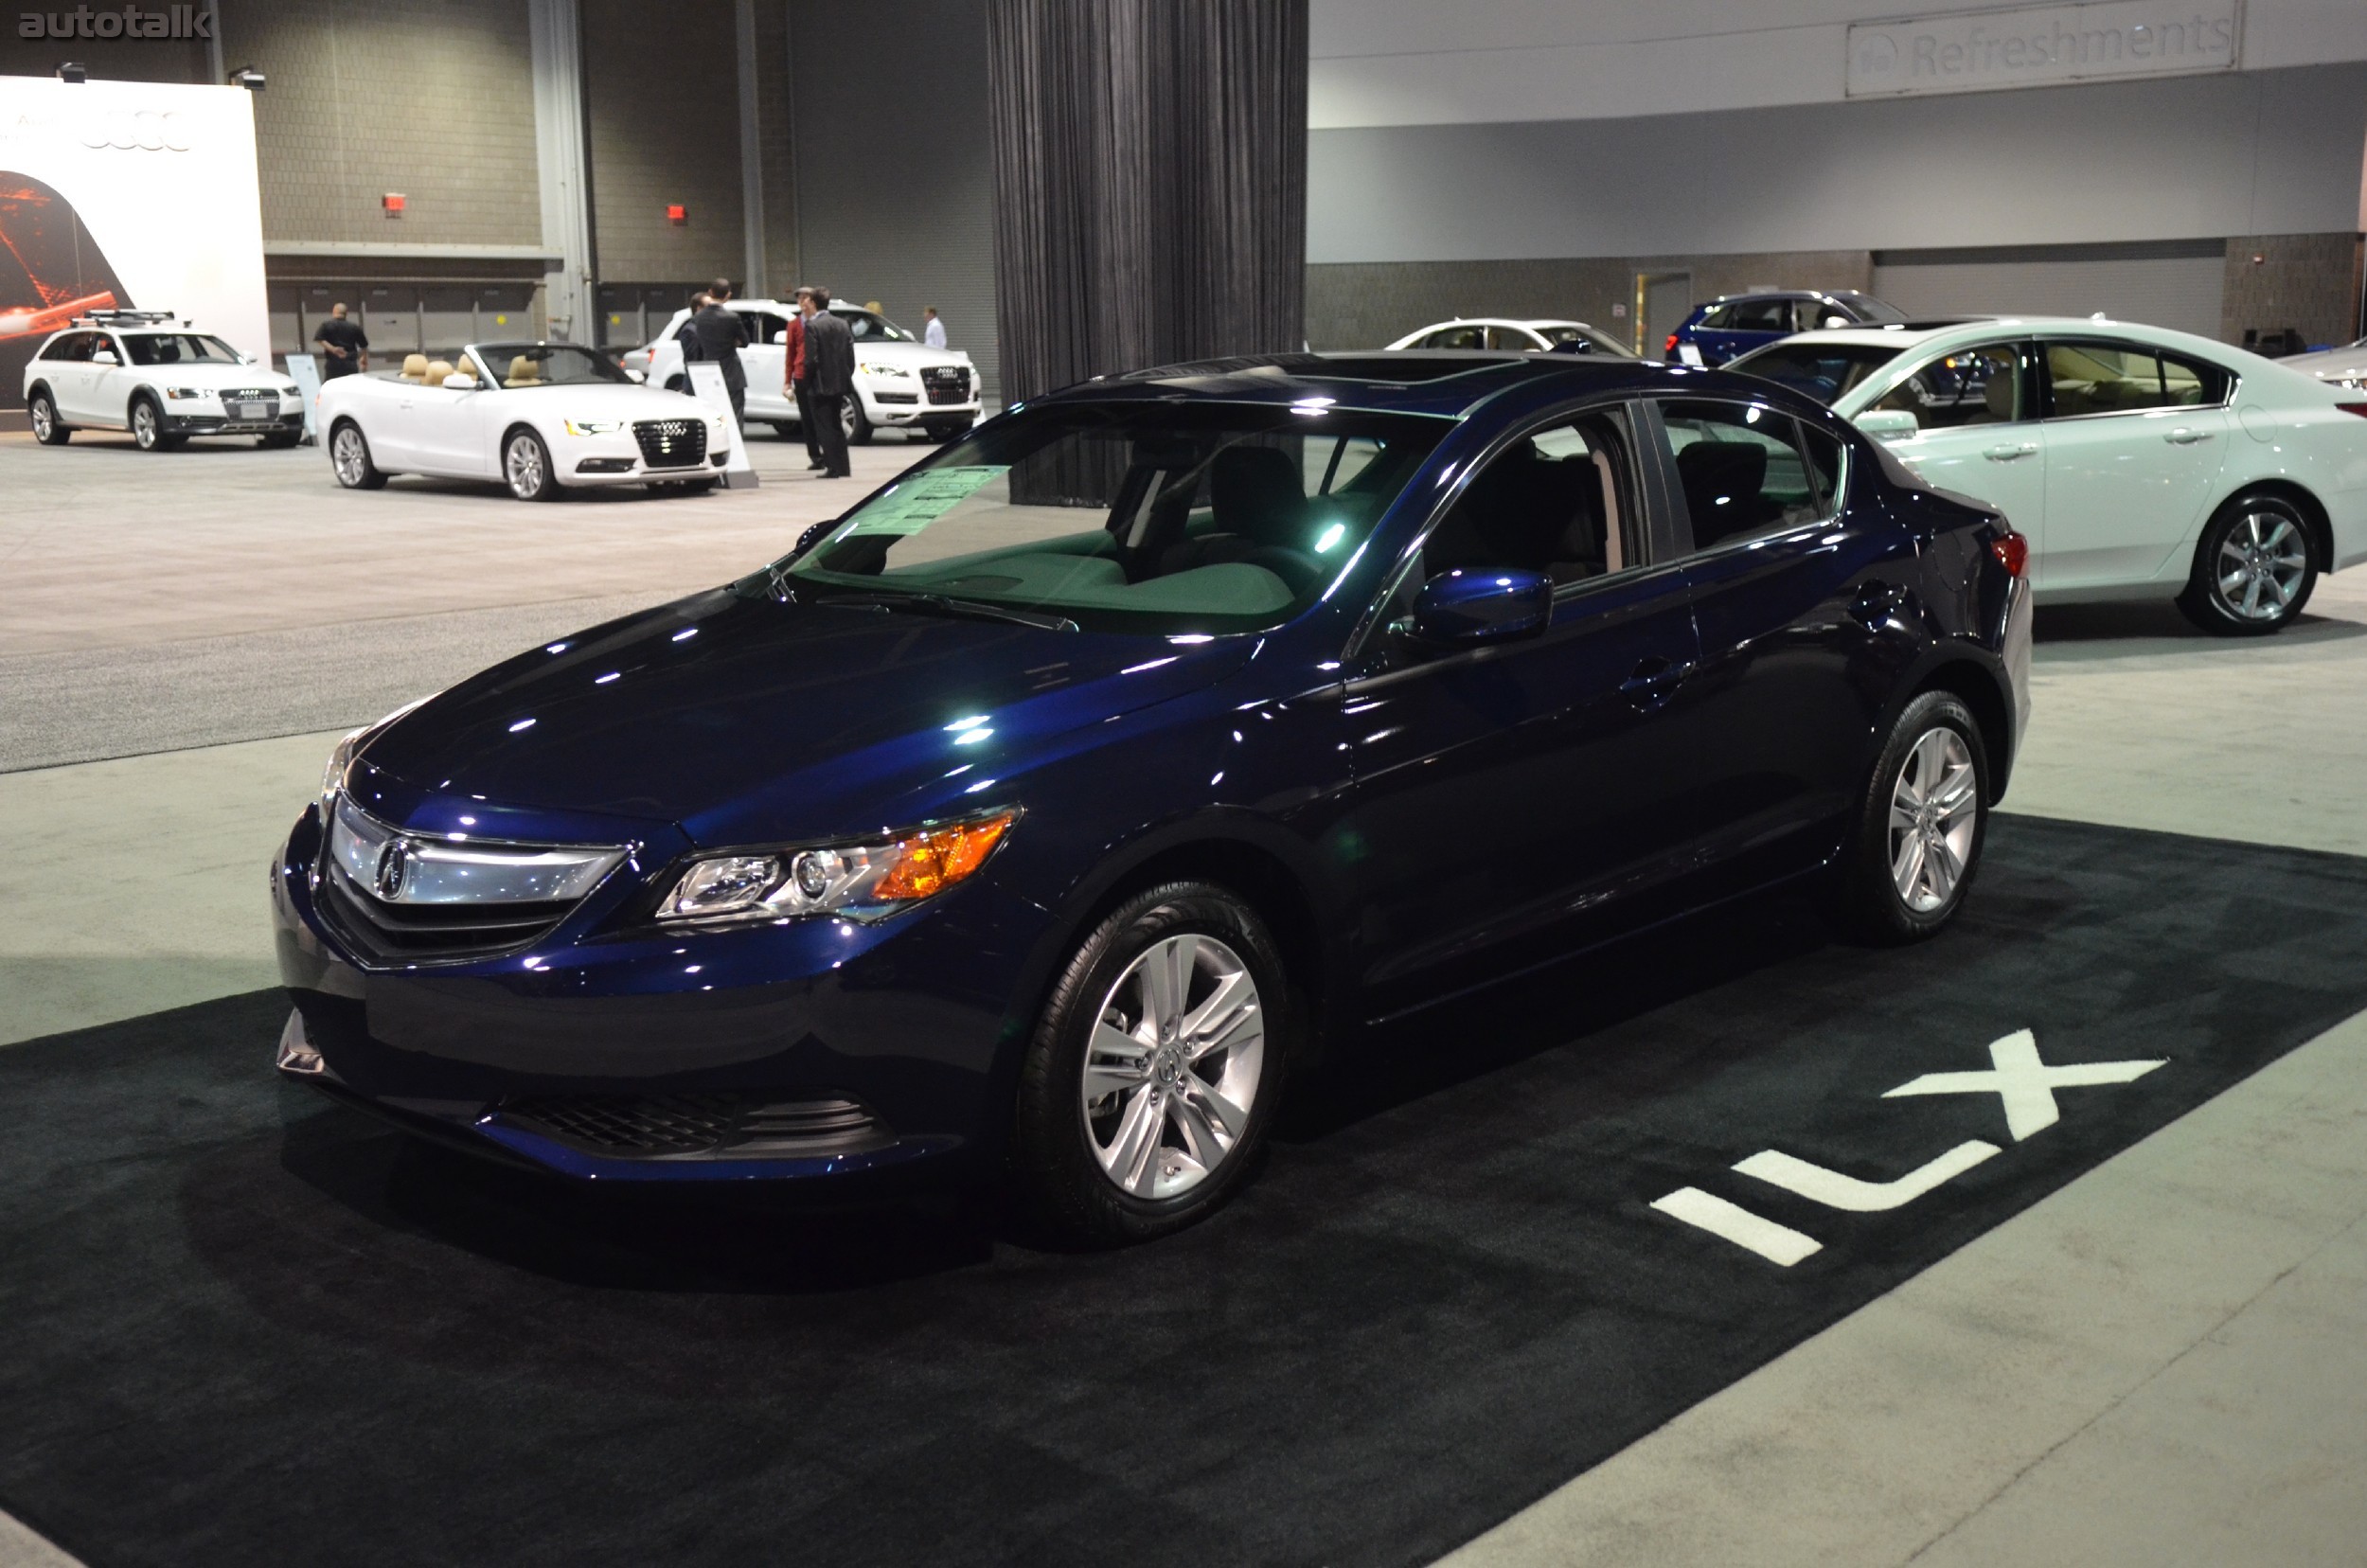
top-left (872, 811), bottom-right (1017, 902)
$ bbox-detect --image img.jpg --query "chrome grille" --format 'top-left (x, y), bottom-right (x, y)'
top-left (922, 366), bottom-right (970, 405)
top-left (634, 419), bottom-right (707, 469)
top-left (497, 1093), bottom-right (892, 1159)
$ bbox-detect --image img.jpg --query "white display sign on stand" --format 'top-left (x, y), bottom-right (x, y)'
top-left (284, 353), bottom-right (322, 442)
top-left (684, 363), bottom-right (758, 490)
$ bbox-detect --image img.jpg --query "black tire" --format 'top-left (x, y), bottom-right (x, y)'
top-left (27, 387), bottom-right (70, 445)
top-left (768, 420), bottom-right (797, 440)
top-left (129, 393), bottom-right (168, 452)
top-left (1010, 882), bottom-right (1290, 1247)
top-left (328, 419), bottom-right (389, 490)
top-left (843, 395), bottom-right (873, 446)
top-left (2176, 492), bottom-right (2318, 636)
top-left (502, 426), bottom-right (560, 501)
top-left (924, 419), bottom-right (973, 445)
top-left (258, 429), bottom-right (302, 450)
top-left (1825, 690), bottom-right (1989, 945)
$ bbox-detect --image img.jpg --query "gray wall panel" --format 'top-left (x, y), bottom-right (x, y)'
top-left (790, 0), bottom-right (999, 401)
top-left (1872, 249), bottom-right (2230, 340)
top-left (1310, 64), bottom-right (2367, 264)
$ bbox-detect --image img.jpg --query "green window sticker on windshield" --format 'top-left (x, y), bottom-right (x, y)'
top-left (845, 465), bottom-right (1010, 536)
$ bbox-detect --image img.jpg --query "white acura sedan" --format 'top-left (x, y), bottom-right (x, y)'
top-left (2277, 337), bottom-right (2367, 390)
top-left (1730, 317), bottom-right (2367, 633)
top-left (316, 343), bottom-right (732, 501)
top-left (1384, 317), bottom-right (1634, 357)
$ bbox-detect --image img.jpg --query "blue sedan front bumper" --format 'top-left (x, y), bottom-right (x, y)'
top-left (270, 802), bottom-right (1055, 1185)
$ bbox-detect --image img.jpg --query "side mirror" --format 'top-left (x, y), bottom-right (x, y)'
top-left (441, 371), bottom-right (479, 391)
top-left (1405, 568), bottom-right (1552, 648)
top-left (92, 349), bottom-right (117, 365)
top-left (625, 367), bottom-right (646, 383)
top-left (789, 518), bottom-right (838, 561)
top-left (1853, 408), bottom-right (1918, 442)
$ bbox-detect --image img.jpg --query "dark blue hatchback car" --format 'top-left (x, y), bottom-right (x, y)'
top-left (274, 351), bottom-right (2032, 1244)
top-left (1669, 291), bottom-right (1906, 367)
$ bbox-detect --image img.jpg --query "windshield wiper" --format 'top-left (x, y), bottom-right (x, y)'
top-left (822, 591), bottom-right (1079, 633)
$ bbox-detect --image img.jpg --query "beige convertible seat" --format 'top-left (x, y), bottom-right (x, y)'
top-left (507, 354), bottom-right (542, 387)
top-left (399, 353), bottom-right (429, 383)
top-left (422, 359), bottom-right (454, 387)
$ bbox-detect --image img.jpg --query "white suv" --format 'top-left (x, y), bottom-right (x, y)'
top-left (23, 312), bottom-right (304, 450)
top-left (631, 300), bottom-right (982, 444)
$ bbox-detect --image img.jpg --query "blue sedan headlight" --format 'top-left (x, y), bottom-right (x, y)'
top-left (657, 809), bottom-right (1018, 927)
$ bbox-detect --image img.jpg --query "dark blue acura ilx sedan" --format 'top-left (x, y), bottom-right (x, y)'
top-left (274, 350), bottom-right (2032, 1244)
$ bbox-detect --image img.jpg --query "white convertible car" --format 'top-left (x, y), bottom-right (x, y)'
top-left (316, 342), bottom-right (733, 501)
top-left (1730, 317), bottom-right (2367, 633)
top-left (632, 299), bottom-right (983, 445)
top-left (1385, 316), bottom-right (1633, 357)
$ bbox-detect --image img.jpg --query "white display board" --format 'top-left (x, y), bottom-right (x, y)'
top-left (684, 361), bottom-right (758, 490)
top-left (0, 75), bottom-right (270, 407)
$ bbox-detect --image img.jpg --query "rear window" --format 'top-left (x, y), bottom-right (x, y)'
top-left (1729, 341), bottom-right (1906, 404)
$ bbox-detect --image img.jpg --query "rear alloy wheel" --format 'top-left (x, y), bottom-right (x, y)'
top-left (504, 427), bottom-right (559, 501)
top-left (329, 421), bottom-right (388, 490)
top-left (27, 389), bottom-right (68, 445)
top-left (1013, 882), bottom-right (1286, 1245)
top-left (1826, 690), bottom-right (1988, 944)
top-left (2179, 494), bottom-right (2316, 635)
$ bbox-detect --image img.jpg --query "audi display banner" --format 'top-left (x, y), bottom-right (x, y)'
top-left (0, 74), bottom-right (267, 409)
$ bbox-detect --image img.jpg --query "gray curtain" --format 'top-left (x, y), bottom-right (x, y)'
top-left (987, 0), bottom-right (1308, 404)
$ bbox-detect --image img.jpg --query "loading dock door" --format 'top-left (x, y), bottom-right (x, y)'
top-left (1873, 244), bottom-right (2227, 340)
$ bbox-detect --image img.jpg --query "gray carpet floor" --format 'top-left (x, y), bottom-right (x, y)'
top-left (0, 593), bottom-right (664, 772)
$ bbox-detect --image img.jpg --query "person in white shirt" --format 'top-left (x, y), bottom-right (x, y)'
top-left (923, 307), bottom-right (948, 349)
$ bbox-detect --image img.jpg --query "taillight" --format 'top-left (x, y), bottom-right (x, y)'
top-left (2337, 403), bottom-right (2367, 419)
top-left (1988, 529), bottom-right (2029, 579)
top-left (1664, 333), bottom-right (1680, 355)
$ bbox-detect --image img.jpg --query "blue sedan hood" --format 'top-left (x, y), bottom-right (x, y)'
top-left (354, 588), bottom-right (1254, 846)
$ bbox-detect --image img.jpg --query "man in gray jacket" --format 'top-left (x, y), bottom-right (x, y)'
top-left (802, 285), bottom-right (856, 479)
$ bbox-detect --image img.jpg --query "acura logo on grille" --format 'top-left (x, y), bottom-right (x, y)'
top-left (374, 839), bottom-right (414, 900)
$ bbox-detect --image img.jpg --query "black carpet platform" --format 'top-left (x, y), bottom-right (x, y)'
top-left (7, 816), bottom-right (2367, 1568)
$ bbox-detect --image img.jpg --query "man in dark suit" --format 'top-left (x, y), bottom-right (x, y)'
top-left (803, 285), bottom-right (856, 479)
top-left (783, 284), bottom-right (823, 470)
top-left (689, 277), bottom-right (748, 426)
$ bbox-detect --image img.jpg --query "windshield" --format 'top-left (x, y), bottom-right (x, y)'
top-left (1539, 323), bottom-right (1633, 357)
top-left (841, 309), bottom-right (916, 344)
top-left (123, 333), bottom-right (241, 366)
top-left (471, 343), bottom-right (630, 387)
top-left (1731, 340), bottom-right (1906, 403)
top-left (777, 402), bottom-right (1450, 634)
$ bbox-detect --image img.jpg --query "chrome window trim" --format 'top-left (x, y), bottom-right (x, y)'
top-left (2035, 336), bottom-right (2238, 420)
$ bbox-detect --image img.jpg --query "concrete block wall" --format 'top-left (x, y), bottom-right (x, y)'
top-left (227, 0), bottom-right (543, 247)
top-left (1306, 251), bottom-right (1873, 353)
top-left (2220, 233), bottom-right (2364, 349)
top-left (581, 0), bottom-right (742, 287)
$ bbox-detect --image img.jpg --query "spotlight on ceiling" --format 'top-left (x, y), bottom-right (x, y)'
top-left (57, 62), bottom-right (88, 83)
top-left (229, 65), bottom-right (265, 92)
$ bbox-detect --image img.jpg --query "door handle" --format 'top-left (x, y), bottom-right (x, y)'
top-left (2164, 427), bottom-right (2211, 445)
top-left (1621, 657), bottom-right (1691, 707)
top-left (1983, 442), bottom-right (2038, 461)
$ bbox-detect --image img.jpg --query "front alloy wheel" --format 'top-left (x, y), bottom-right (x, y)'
top-left (2180, 496), bottom-right (2315, 634)
top-left (131, 396), bottom-right (163, 451)
top-left (329, 422), bottom-right (387, 489)
top-left (1080, 933), bottom-right (1266, 1201)
top-left (1014, 882), bottom-right (1288, 1244)
top-left (504, 428), bottom-right (558, 501)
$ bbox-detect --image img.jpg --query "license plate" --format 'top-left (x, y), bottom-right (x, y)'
top-left (228, 401), bottom-right (269, 420)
